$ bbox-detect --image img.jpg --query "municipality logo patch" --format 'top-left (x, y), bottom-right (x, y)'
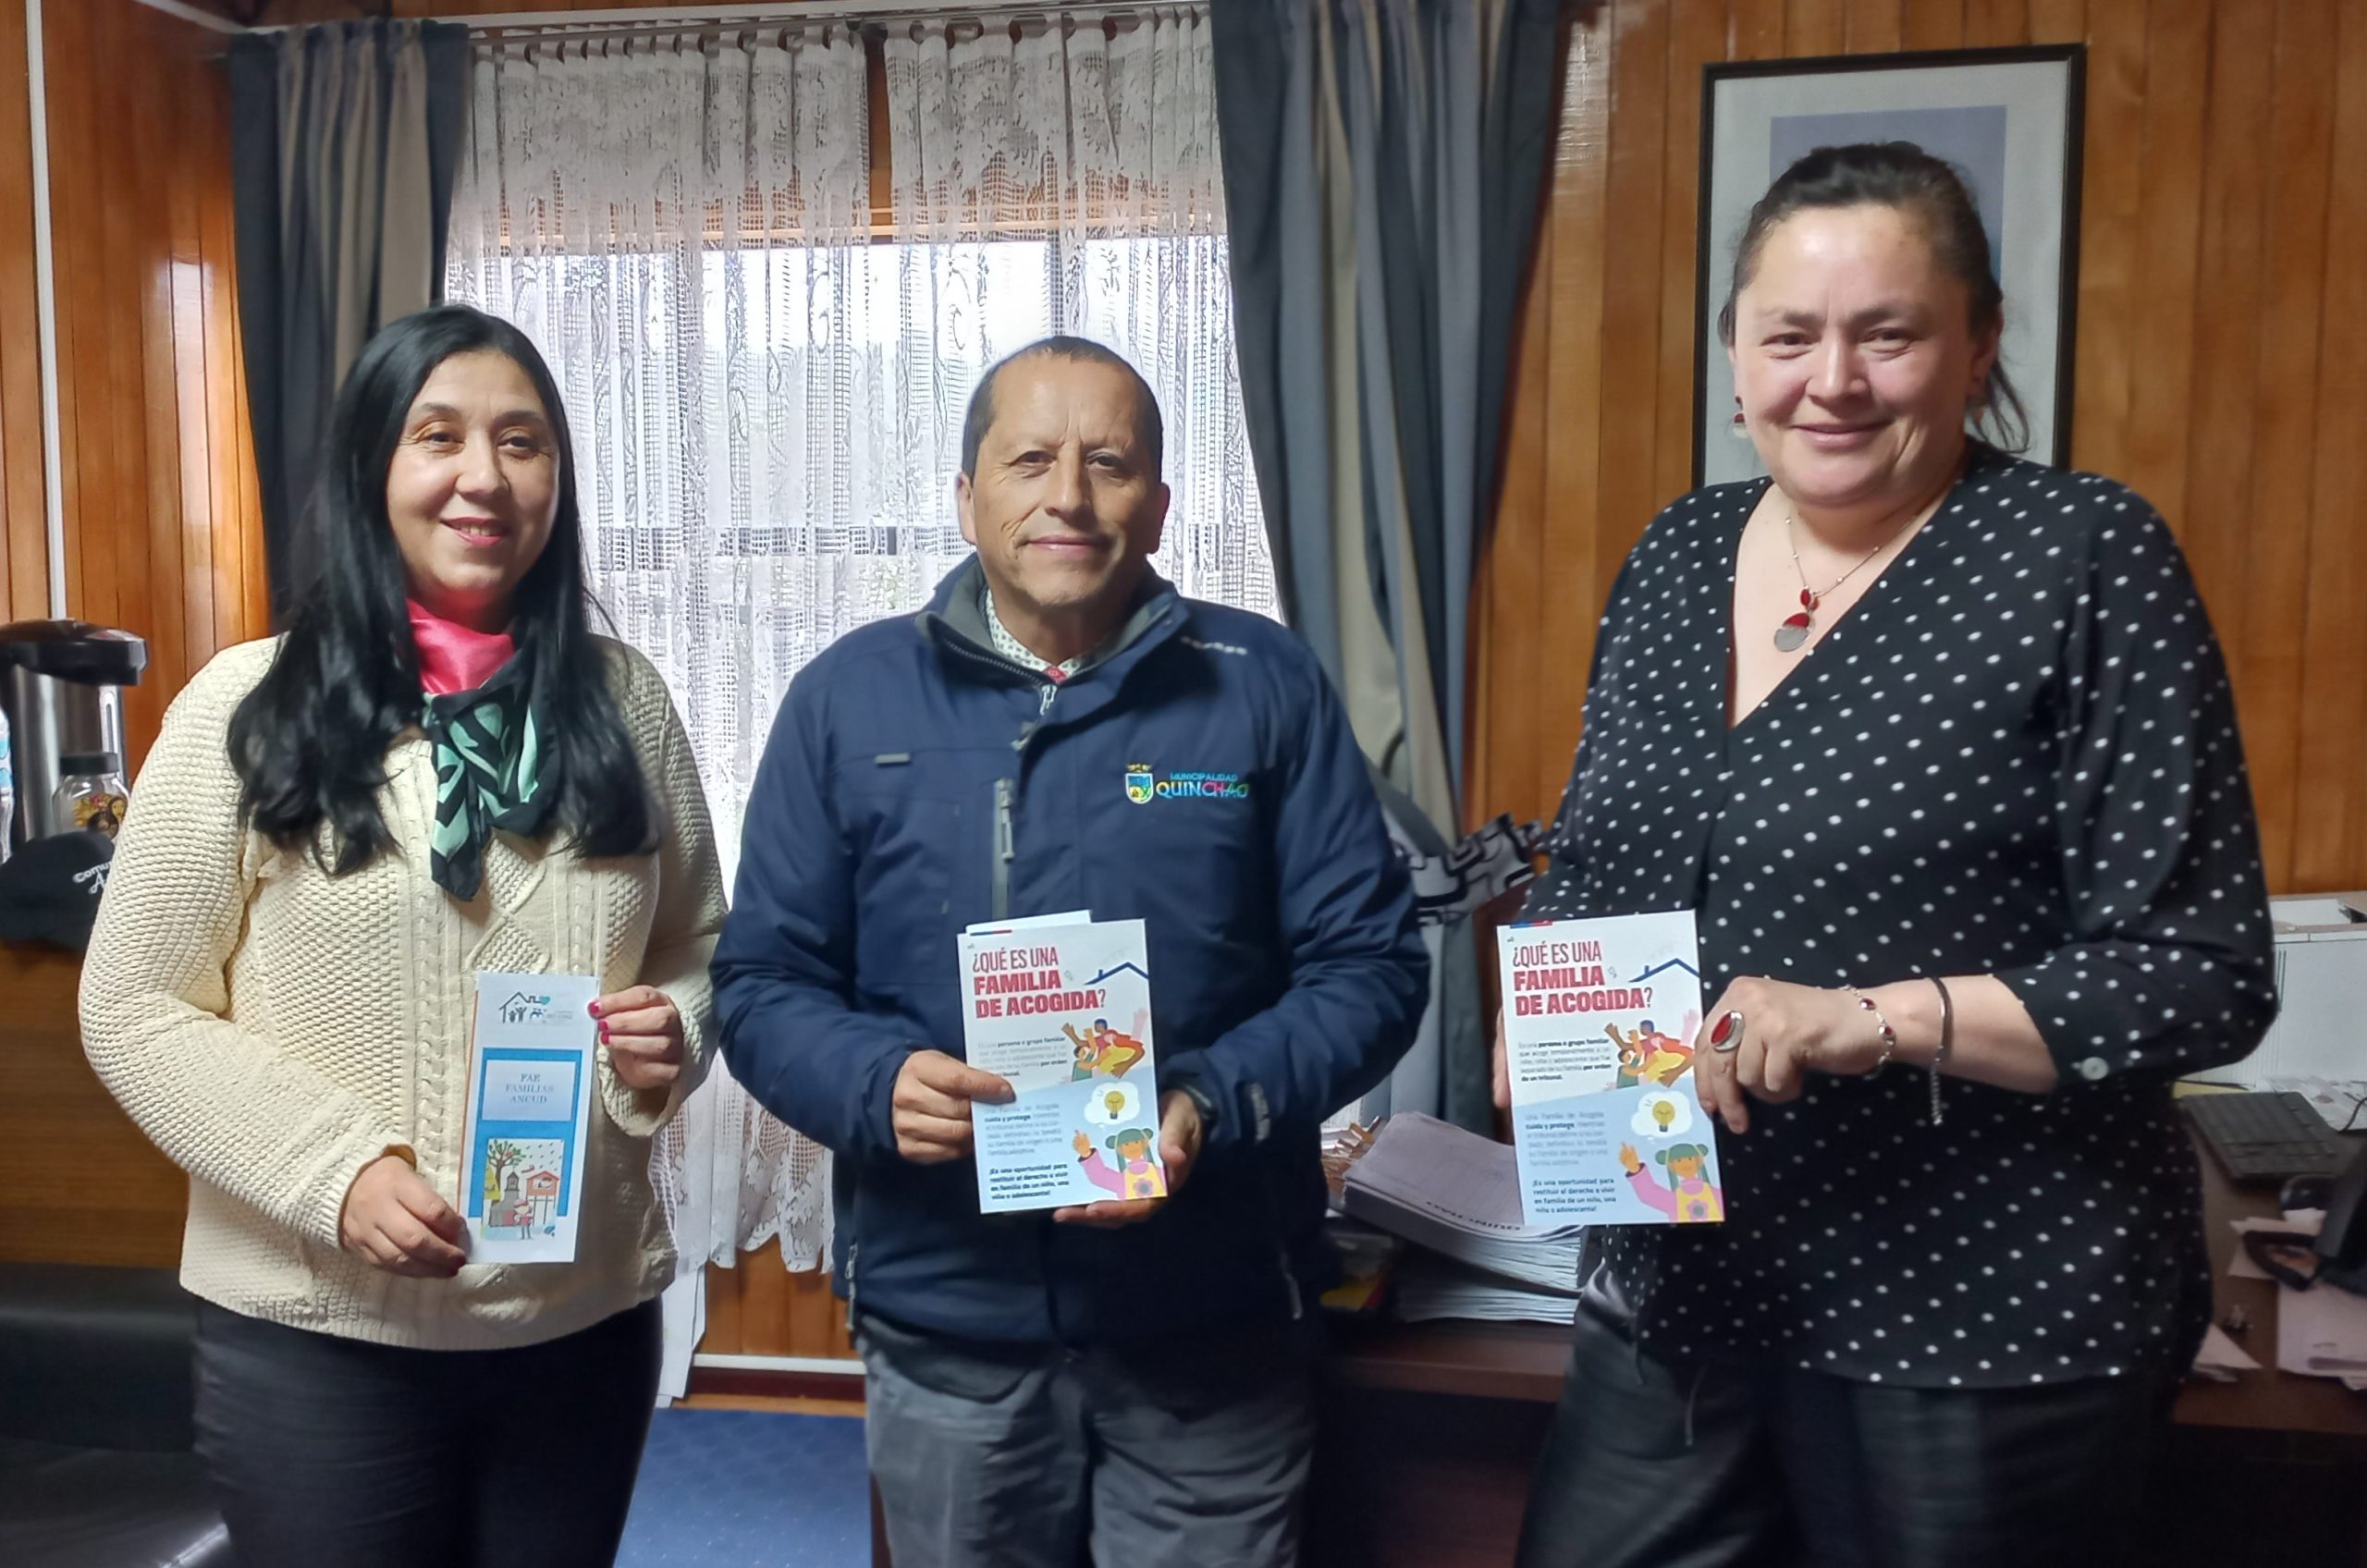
top-left (1122, 763), bottom-right (1250, 804)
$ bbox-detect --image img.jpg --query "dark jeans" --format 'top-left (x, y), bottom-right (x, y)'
top-left (1516, 1300), bottom-right (2177, 1568)
top-left (192, 1295), bottom-right (662, 1568)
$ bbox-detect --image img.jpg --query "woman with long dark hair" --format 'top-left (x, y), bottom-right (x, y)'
top-left (81, 306), bottom-right (724, 1567)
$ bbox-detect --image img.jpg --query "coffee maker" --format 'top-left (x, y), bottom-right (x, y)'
top-left (0, 619), bottom-right (147, 846)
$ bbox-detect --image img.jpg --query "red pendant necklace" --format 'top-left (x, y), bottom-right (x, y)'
top-left (1773, 511), bottom-right (1911, 653)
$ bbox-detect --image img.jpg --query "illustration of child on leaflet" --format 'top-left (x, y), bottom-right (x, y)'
top-left (1072, 1126), bottom-right (1168, 1200)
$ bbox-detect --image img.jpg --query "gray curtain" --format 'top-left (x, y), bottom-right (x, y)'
top-left (1214, 0), bottom-right (1559, 1130)
top-left (229, 20), bottom-right (471, 621)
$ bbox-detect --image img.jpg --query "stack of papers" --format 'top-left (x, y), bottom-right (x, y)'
top-left (2278, 1282), bottom-right (2367, 1386)
top-left (1341, 1112), bottom-right (1585, 1295)
top-left (1394, 1254), bottom-right (1580, 1325)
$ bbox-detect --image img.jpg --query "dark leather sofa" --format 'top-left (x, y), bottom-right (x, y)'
top-left (0, 1263), bottom-right (232, 1566)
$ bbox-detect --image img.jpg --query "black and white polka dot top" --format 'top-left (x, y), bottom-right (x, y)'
top-left (1522, 444), bottom-right (2279, 1389)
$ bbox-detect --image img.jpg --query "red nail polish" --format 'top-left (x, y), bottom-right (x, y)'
top-left (588, 1002), bottom-right (603, 1019)
top-left (599, 1023), bottom-right (610, 1043)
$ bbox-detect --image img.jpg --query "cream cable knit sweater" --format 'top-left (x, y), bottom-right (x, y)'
top-left (80, 635), bottom-right (725, 1350)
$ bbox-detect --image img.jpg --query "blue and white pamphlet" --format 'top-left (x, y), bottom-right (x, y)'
top-left (460, 972), bottom-right (598, 1263)
top-left (959, 914), bottom-right (1163, 1215)
top-left (1496, 911), bottom-right (1724, 1227)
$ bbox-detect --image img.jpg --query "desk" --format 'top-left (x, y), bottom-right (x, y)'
top-left (1302, 1143), bottom-right (2367, 1567)
top-left (2174, 1148), bottom-right (2367, 1438)
top-left (1307, 1319), bottom-right (1562, 1566)
top-left (0, 945), bottom-right (185, 1267)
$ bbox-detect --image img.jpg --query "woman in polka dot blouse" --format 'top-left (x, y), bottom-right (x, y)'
top-left (1506, 143), bottom-right (2277, 1568)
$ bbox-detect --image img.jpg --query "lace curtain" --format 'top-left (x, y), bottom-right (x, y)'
top-left (878, 11), bottom-right (1267, 614)
top-left (444, 6), bottom-right (1269, 1279)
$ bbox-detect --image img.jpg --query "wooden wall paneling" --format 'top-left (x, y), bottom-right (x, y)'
top-left (2178, 0), bottom-right (2272, 819)
top-left (702, 1247), bottom-right (748, 1354)
top-left (2291, 5), bottom-right (2367, 894)
top-left (2026, 0), bottom-right (2086, 44)
top-left (0, 947), bottom-right (188, 1268)
top-left (1843, 0), bottom-right (1904, 55)
top-left (1962, 0), bottom-right (2030, 49)
top-left (702, 1248), bottom-right (857, 1359)
top-left (228, 227), bottom-right (272, 644)
top-left (168, 47), bottom-right (221, 682)
top-left (1654, 0), bottom-right (1727, 506)
top-left (2062, 0), bottom-right (2144, 484)
top-left (0, 2), bottom-right (45, 621)
top-left (1732, 0), bottom-right (1788, 59)
top-left (40, 0), bottom-right (95, 628)
top-left (1900, 0), bottom-right (1966, 51)
top-left (1538, 6), bottom-right (1614, 819)
top-left (130, 3), bottom-right (190, 735)
top-left (196, 52), bottom-right (263, 662)
top-left (2116, 0), bottom-right (2209, 533)
top-left (803, 1261), bottom-right (857, 1357)
top-left (1784, 0), bottom-right (1845, 56)
top-left (199, 110), bottom-right (245, 659)
top-left (2236, 1), bottom-right (2338, 894)
top-left (730, 1243), bottom-right (796, 1356)
top-left (183, 6), bottom-right (264, 688)
top-left (193, 11), bottom-right (266, 650)
top-left (95, 0), bottom-right (162, 753)
top-left (89, 0), bottom-right (148, 656)
top-left (1597, 0), bottom-right (1671, 631)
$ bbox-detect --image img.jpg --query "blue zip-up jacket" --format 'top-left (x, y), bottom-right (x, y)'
top-left (713, 558), bottom-right (1428, 1344)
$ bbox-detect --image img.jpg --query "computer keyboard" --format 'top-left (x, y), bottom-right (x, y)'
top-left (2182, 1090), bottom-right (2351, 1184)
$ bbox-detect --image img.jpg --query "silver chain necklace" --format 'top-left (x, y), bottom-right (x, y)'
top-left (1772, 511), bottom-right (1913, 653)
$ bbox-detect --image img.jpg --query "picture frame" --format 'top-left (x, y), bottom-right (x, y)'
top-left (1693, 46), bottom-right (2086, 488)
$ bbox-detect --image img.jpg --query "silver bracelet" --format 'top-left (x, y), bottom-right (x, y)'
top-left (1844, 985), bottom-right (1896, 1073)
top-left (1928, 976), bottom-right (1954, 1126)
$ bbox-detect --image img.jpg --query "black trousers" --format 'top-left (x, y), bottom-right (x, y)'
top-left (192, 1295), bottom-right (662, 1568)
top-left (1516, 1301), bottom-right (2177, 1568)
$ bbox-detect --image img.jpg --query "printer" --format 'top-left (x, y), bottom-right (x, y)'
top-left (2214, 892), bottom-right (2367, 1088)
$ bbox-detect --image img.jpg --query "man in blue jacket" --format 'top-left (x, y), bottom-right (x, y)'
top-left (714, 337), bottom-right (1427, 1568)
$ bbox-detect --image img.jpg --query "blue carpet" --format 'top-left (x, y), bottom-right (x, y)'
top-left (618, 1408), bottom-right (869, 1568)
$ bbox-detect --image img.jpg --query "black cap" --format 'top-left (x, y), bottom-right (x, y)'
top-left (0, 830), bottom-right (116, 953)
top-left (0, 620), bottom-right (146, 685)
top-left (57, 752), bottom-right (121, 777)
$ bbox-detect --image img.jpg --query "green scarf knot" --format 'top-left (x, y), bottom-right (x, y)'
top-left (422, 655), bottom-right (552, 900)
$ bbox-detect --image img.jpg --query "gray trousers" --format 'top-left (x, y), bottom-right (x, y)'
top-left (858, 1310), bottom-right (1318, 1568)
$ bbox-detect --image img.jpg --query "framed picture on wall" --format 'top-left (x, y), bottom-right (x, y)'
top-left (1693, 45), bottom-right (2085, 488)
